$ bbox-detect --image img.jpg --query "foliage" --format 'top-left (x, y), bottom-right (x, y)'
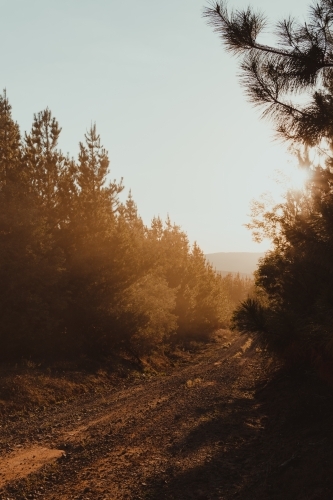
top-left (206, 1), bottom-right (333, 367)
top-left (221, 272), bottom-right (254, 309)
top-left (234, 170), bottom-right (333, 363)
top-left (204, 0), bottom-right (333, 152)
top-left (119, 273), bottom-right (177, 354)
top-left (0, 91), bottom-right (240, 361)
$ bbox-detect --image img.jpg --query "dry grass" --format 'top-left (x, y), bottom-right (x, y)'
top-left (0, 362), bottom-right (116, 416)
top-left (0, 330), bottom-right (234, 417)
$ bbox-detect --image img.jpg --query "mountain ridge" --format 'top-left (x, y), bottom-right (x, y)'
top-left (205, 252), bottom-right (265, 275)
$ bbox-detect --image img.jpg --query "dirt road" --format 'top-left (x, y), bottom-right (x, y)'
top-left (1, 331), bottom-right (333, 500)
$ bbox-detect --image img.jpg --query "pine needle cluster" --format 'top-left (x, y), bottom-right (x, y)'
top-left (205, 1), bottom-right (333, 371)
top-left (204, 1), bottom-right (333, 146)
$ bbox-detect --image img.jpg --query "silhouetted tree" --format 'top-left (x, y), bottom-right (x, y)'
top-left (0, 95), bottom-right (237, 361)
top-left (24, 110), bottom-right (67, 222)
top-left (0, 97), bottom-right (65, 358)
top-left (0, 90), bottom-right (21, 188)
top-left (204, 0), bottom-right (333, 152)
top-left (205, 1), bottom-right (333, 368)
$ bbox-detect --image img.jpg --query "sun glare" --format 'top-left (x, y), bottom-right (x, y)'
top-left (271, 166), bottom-right (310, 198)
top-left (286, 167), bottom-right (310, 191)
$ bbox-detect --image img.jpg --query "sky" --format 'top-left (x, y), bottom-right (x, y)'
top-left (1, 0), bottom-right (310, 253)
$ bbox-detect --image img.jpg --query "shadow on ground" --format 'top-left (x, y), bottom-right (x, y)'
top-left (141, 365), bottom-right (333, 500)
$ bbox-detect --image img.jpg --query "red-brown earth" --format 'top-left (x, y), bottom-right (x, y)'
top-left (0, 330), bottom-right (332, 500)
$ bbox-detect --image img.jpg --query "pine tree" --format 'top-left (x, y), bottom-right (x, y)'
top-left (63, 124), bottom-right (125, 355)
top-left (0, 96), bottom-right (65, 358)
top-left (77, 123), bottom-right (123, 231)
top-left (0, 90), bottom-right (21, 189)
top-left (204, 1), bottom-right (333, 156)
top-left (24, 109), bottom-right (74, 231)
top-left (0, 91), bottom-right (26, 357)
top-left (0, 94), bottom-right (235, 360)
top-left (206, 1), bottom-right (333, 368)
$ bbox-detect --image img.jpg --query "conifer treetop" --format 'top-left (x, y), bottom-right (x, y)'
top-left (204, 1), bottom-right (333, 149)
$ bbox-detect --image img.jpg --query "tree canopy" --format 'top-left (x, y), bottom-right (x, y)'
top-left (205, 1), bottom-right (333, 373)
top-left (0, 90), bottom-right (250, 362)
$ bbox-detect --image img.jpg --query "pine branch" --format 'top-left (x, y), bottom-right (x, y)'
top-left (204, 2), bottom-right (333, 76)
top-left (204, 0), bottom-right (333, 144)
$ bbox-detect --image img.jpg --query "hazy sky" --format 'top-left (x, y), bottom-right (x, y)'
top-left (1, 0), bottom-right (310, 253)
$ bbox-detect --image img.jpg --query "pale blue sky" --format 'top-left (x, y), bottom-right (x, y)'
top-left (1, 0), bottom-right (309, 252)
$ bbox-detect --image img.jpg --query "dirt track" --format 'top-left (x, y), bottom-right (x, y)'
top-left (1, 331), bottom-right (333, 500)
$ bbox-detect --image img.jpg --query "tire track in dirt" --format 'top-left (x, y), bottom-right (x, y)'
top-left (0, 332), bottom-right (261, 499)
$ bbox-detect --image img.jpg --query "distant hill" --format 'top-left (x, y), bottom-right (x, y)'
top-left (205, 252), bottom-right (265, 276)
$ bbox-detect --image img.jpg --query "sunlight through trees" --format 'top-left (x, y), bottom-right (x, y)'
top-left (0, 92), bottom-right (250, 361)
top-left (206, 0), bottom-right (333, 372)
